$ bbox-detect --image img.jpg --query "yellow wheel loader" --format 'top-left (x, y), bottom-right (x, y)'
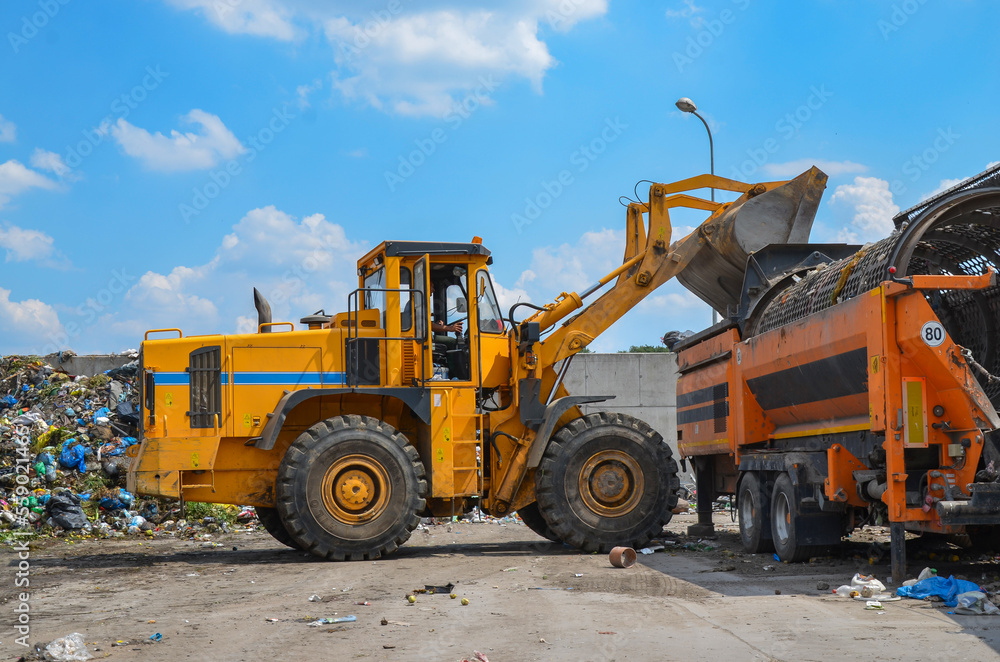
top-left (127, 168), bottom-right (828, 560)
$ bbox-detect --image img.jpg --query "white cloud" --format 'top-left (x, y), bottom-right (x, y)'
top-left (0, 115), bottom-right (15, 143)
top-left (296, 78), bottom-right (323, 109)
top-left (0, 159), bottom-right (58, 208)
top-left (29, 148), bottom-right (71, 178)
top-left (762, 159), bottom-right (868, 178)
top-left (110, 109), bottom-right (246, 172)
top-left (829, 176), bottom-right (899, 243)
top-left (919, 177), bottom-right (964, 202)
top-left (521, 228), bottom-right (624, 295)
top-left (0, 287), bottom-right (64, 353)
top-left (164, 0), bottom-right (299, 40)
top-left (115, 206), bottom-right (367, 335)
top-left (166, 1), bottom-right (608, 117)
top-left (665, 0), bottom-right (705, 26)
top-left (0, 224), bottom-right (62, 266)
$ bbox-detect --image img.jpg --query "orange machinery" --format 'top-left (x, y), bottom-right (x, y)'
top-left (676, 164), bottom-right (1000, 581)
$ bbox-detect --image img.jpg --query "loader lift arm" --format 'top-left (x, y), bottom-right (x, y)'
top-left (484, 169), bottom-right (827, 516)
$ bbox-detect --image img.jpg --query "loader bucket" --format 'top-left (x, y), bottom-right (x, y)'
top-left (676, 166), bottom-right (828, 314)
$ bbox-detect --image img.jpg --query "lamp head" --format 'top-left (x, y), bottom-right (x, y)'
top-left (675, 97), bottom-right (697, 113)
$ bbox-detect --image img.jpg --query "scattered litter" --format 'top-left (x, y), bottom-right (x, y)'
top-left (308, 594), bottom-right (323, 602)
top-left (149, 633), bottom-right (162, 642)
top-left (897, 575), bottom-right (983, 607)
top-left (265, 618), bottom-right (279, 622)
top-left (953, 591), bottom-right (1000, 615)
top-left (762, 565), bottom-right (775, 571)
top-left (44, 632), bottom-right (93, 661)
top-left (639, 544), bottom-right (664, 554)
top-left (380, 618), bottom-right (411, 626)
top-left (609, 546), bottom-right (636, 568)
top-left (834, 573), bottom-right (886, 599)
top-left (308, 616), bottom-right (356, 626)
top-left (424, 583), bottom-right (455, 594)
top-left (864, 601), bottom-right (884, 611)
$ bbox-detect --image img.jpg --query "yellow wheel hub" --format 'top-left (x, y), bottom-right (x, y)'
top-left (578, 449), bottom-right (644, 517)
top-left (322, 455), bottom-right (391, 524)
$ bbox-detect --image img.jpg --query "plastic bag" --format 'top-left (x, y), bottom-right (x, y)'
top-left (47, 493), bottom-right (90, 530)
top-left (59, 441), bottom-right (88, 473)
top-left (954, 591), bottom-right (1000, 615)
top-left (896, 575), bottom-right (981, 607)
top-left (44, 632), bottom-right (93, 661)
top-left (99, 488), bottom-right (134, 511)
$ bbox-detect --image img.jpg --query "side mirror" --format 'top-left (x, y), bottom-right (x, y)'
top-left (455, 297), bottom-right (468, 314)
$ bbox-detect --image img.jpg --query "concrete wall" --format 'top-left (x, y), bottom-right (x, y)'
top-left (42, 354), bottom-right (134, 377)
top-left (563, 352), bottom-right (678, 456)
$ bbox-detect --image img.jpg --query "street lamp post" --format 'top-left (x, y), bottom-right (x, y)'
top-left (676, 96), bottom-right (719, 324)
top-left (675, 97), bottom-right (714, 201)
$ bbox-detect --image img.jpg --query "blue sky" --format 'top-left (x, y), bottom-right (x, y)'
top-left (1, 0), bottom-right (998, 355)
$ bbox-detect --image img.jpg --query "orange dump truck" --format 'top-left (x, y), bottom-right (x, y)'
top-left (676, 164), bottom-right (1000, 581)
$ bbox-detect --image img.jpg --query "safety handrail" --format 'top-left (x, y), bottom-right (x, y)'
top-left (345, 287), bottom-right (428, 387)
top-left (145, 328), bottom-right (182, 340)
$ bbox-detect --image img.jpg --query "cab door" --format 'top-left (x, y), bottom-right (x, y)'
top-left (474, 269), bottom-right (510, 390)
top-left (413, 255), bottom-right (431, 384)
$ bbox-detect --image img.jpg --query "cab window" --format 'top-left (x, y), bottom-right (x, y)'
top-left (476, 271), bottom-right (504, 334)
top-left (400, 267), bottom-right (412, 332)
top-left (363, 268), bottom-right (385, 312)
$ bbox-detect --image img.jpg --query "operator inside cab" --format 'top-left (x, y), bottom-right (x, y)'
top-left (430, 264), bottom-right (470, 380)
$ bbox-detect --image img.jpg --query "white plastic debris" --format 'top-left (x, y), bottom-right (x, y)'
top-left (44, 633), bottom-right (93, 661)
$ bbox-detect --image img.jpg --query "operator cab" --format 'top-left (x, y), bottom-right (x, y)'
top-left (350, 238), bottom-right (505, 388)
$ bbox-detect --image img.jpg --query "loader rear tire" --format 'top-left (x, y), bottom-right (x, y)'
top-left (276, 415), bottom-right (426, 561)
top-left (256, 507), bottom-right (300, 550)
top-left (517, 502), bottom-right (560, 543)
top-left (738, 472), bottom-right (773, 554)
top-left (535, 412), bottom-right (679, 553)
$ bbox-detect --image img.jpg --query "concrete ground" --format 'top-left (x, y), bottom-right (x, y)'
top-left (4, 511), bottom-right (1000, 661)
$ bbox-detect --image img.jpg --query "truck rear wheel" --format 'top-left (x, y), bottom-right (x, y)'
top-left (256, 507), bottom-right (300, 550)
top-left (535, 412), bottom-right (679, 553)
top-left (738, 472), bottom-right (773, 554)
top-left (517, 502), bottom-right (560, 543)
top-left (771, 472), bottom-right (817, 562)
top-left (276, 415), bottom-right (426, 561)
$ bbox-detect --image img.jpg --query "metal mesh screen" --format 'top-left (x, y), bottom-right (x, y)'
top-left (748, 200), bottom-right (1000, 407)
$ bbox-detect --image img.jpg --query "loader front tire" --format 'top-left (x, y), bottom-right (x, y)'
top-left (535, 412), bottom-right (679, 553)
top-left (517, 502), bottom-right (560, 543)
top-left (276, 415), bottom-right (426, 561)
top-left (255, 506), bottom-right (301, 550)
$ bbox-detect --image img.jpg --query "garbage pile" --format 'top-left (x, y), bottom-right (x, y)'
top-left (0, 355), bottom-right (265, 542)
